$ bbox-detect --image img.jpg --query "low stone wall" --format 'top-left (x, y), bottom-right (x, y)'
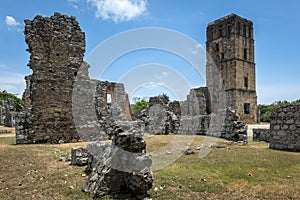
top-left (269, 104), bottom-right (300, 152)
top-left (253, 128), bottom-right (270, 142)
top-left (178, 108), bottom-right (247, 141)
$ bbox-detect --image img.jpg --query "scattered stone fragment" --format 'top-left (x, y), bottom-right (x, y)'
top-left (182, 149), bottom-right (195, 155)
top-left (82, 121), bottom-right (153, 199)
top-left (216, 144), bottom-right (226, 148)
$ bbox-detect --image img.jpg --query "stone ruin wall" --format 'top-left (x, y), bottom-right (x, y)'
top-left (0, 99), bottom-right (17, 127)
top-left (95, 81), bottom-right (132, 121)
top-left (16, 13), bottom-right (132, 144)
top-left (269, 104), bottom-right (300, 151)
top-left (139, 87), bottom-right (247, 141)
top-left (253, 128), bottom-right (270, 143)
top-left (178, 87), bottom-right (248, 141)
top-left (135, 97), bottom-right (181, 134)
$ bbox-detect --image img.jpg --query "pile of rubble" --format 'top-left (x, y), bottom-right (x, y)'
top-left (72, 121), bottom-right (153, 199)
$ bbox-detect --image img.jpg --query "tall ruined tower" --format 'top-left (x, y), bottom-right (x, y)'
top-left (206, 14), bottom-right (257, 123)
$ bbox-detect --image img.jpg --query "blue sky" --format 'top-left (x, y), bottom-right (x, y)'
top-left (0, 0), bottom-right (300, 104)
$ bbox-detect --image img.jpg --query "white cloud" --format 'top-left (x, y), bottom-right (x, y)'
top-left (5, 16), bottom-right (21, 27)
top-left (87, 0), bottom-right (147, 23)
top-left (0, 72), bottom-right (26, 97)
top-left (5, 16), bottom-right (22, 31)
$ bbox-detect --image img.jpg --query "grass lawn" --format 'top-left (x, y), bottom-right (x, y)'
top-left (0, 128), bottom-right (299, 199)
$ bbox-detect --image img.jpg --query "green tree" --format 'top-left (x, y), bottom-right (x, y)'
top-left (258, 99), bottom-right (300, 122)
top-left (131, 99), bottom-right (149, 114)
top-left (0, 90), bottom-right (22, 111)
top-left (258, 104), bottom-right (274, 122)
top-left (159, 93), bottom-right (170, 105)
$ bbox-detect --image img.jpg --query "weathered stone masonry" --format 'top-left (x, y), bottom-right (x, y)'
top-left (269, 104), bottom-right (300, 152)
top-left (253, 128), bottom-right (270, 142)
top-left (0, 99), bottom-right (17, 127)
top-left (16, 13), bottom-right (85, 143)
top-left (16, 13), bottom-right (132, 144)
top-left (206, 14), bottom-right (258, 123)
top-left (178, 87), bottom-right (247, 141)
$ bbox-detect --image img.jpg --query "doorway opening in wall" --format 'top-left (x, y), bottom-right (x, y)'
top-left (244, 103), bottom-right (250, 115)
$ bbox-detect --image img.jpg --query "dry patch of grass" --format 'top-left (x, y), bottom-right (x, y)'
top-left (0, 126), bottom-right (15, 138)
top-left (0, 135), bottom-right (90, 200)
top-left (0, 134), bottom-right (299, 199)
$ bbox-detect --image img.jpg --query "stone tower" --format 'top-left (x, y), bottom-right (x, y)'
top-left (206, 14), bottom-right (257, 123)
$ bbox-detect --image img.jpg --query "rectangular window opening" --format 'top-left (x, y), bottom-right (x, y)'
top-left (216, 43), bottom-right (219, 51)
top-left (107, 94), bottom-right (112, 104)
top-left (244, 48), bottom-right (247, 60)
top-left (244, 103), bottom-right (250, 115)
top-left (244, 77), bottom-right (248, 89)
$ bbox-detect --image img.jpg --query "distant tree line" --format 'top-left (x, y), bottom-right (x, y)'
top-left (259, 99), bottom-right (300, 122)
top-left (0, 90), bottom-right (22, 111)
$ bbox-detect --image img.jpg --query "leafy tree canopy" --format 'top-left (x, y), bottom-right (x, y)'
top-left (131, 98), bottom-right (149, 115)
top-left (0, 90), bottom-right (22, 111)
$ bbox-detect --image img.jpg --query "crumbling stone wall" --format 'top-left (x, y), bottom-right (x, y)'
top-left (147, 97), bottom-right (166, 134)
top-left (16, 13), bottom-right (85, 143)
top-left (168, 100), bottom-right (181, 118)
top-left (0, 99), bottom-right (17, 127)
top-left (16, 13), bottom-right (132, 144)
top-left (136, 97), bottom-right (180, 134)
top-left (181, 87), bottom-right (211, 116)
top-left (178, 87), bottom-right (247, 141)
top-left (178, 87), bottom-right (211, 135)
top-left (269, 104), bottom-right (300, 152)
top-left (95, 81), bottom-right (132, 121)
top-left (253, 128), bottom-right (270, 142)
